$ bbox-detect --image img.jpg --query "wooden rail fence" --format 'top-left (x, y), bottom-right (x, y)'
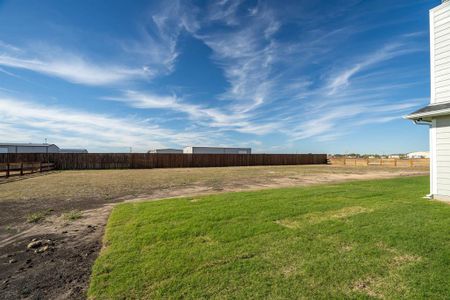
top-left (329, 157), bottom-right (429, 167)
top-left (0, 153), bottom-right (327, 170)
top-left (0, 162), bottom-right (55, 178)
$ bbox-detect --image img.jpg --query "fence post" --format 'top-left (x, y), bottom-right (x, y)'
top-left (20, 163), bottom-right (23, 176)
top-left (6, 163), bottom-right (9, 178)
top-left (394, 159), bottom-right (397, 167)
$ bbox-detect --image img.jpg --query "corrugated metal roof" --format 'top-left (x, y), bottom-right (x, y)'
top-left (185, 146), bottom-right (251, 150)
top-left (59, 148), bottom-right (88, 153)
top-left (0, 143), bottom-right (58, 147)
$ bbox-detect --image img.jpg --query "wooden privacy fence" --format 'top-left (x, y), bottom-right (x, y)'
top-left (0, 162), bottom-right (55, 178)
top-left (329, 157), bottom-right (429, 167)
top-left (0, 153), bottom-right (327, 170)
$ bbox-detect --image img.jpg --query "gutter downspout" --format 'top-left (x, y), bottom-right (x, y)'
top-left (411, 118), bottom-right (433, 199)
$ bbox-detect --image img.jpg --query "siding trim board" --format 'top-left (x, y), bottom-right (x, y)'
top-left (430, 8), bottom-right (436, 104)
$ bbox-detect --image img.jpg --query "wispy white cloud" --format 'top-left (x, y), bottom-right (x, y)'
top-left (121, 0), bottom-right (199, 75)
top-left (0, 2), bottom-right (197, 86)
top-left (0, 66), bottom-right (20, 78)
top-left (193, 1), bottom-right (281, 113)
top-left (104, 1), bottom-right (426, 144)
top-left (0, 95), bottom-right (220, 151)
top-left (206, 0), bottom-right (243, 26)
top-left (286, 99), bottom-right (421, 142)
top-left (0, 40), bottom-right (22, 53)
top-left (326, 42), bottom-right (420, 95)
top-left (105, 90), bottom-right (237, 123)
top-left (0, 1), bottom-right (429, 152)
top-left (104, 90), bottom-right (279, 135)
top-left (0, 2), bottom-right (198, 86)
top-left (0, 50), bottom-right (150, 86)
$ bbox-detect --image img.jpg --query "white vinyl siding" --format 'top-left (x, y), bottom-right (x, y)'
top-left (431, 2), bottom-right (450, 104)
top-left (435, 116), bottom-right (450, 196)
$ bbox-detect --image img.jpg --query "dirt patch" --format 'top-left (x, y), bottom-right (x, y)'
top-left (0, 166), bottom-right (428, 299)
top-left (0, 205), bottom-right (111, 299)
top-left (352, 277), bottom-right (383, 298)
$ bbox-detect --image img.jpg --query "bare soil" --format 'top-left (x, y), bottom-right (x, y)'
top-left (0, 165), bottom-right (428, 299)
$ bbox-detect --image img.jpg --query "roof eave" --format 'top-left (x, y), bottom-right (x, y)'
top-left (405, 108), bottom-right (450, 120)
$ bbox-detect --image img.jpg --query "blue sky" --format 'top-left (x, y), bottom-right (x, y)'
top-left (0, 0), bottom-right (439, 153)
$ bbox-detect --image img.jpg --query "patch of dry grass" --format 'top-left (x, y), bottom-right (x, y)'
top-left (275, 206), bottom-right (374, 229)
top-left (0, 165), bottom-right (427, 204)
top-left (350, 243), bottom-right (424, 298)
top-left (26, 212), bottom-right (47, 223)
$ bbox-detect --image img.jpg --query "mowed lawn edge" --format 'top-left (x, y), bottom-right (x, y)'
top-left (88, 176), bottom-right (450, 299)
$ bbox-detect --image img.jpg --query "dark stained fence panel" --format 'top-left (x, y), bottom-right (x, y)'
top-left (0, 153), bottom-right (327, 170)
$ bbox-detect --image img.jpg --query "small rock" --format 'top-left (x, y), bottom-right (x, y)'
top-left (27, 240), bottom-right (42, 249)
top-left (62, 231), bottom-right (68, 234)
top-left (35, 245), bottom-right (49, 253)
top-left (8, 259), bottom-right (17, 264)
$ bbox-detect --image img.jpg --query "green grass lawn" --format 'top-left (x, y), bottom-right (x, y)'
top-left (88, 176), bottom-right (449, 299)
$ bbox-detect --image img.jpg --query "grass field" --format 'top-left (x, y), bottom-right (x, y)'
top-left (0, 165), bottom-right (427, 204)
top-left (88, 176), bottom-right (449, 299)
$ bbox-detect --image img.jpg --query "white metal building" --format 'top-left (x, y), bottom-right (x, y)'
top-left (406, 0), bottom-right (450, 200)
top-left (0, 143), bottom-right (60, 154)
top-left (148, 149), bottom-right (183, 154)
top-left (59, 148), bottom-right (88, 153)
top-left (183, 146), bottom-right (251, 154)
top-left (0, 143), bottom-right (88, 154)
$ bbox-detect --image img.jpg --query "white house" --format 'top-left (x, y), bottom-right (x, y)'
top-left (406, 0), bottom-right (450, 200)
top-left (406, 151), bottom-right (430, 159)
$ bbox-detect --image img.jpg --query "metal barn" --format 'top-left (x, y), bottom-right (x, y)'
top-left (183, 147), bottom-right (251, 154)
